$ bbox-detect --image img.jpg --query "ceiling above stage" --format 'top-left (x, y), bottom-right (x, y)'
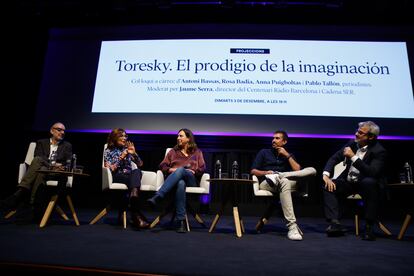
top-left (11, 0), bottom-right (414, 26)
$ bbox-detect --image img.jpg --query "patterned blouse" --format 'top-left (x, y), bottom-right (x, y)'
top-left (104, 147), bottom-right (141, 174)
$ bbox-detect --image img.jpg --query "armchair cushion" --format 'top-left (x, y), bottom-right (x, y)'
top-left (252, 175), bottom-right (273, 196)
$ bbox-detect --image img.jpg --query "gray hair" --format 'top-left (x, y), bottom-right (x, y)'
top-left (358, 121), bottom-right (380, 137)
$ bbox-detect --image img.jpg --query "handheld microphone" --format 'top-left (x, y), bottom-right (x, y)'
top-left (343, 157), bottom-right (347, 166)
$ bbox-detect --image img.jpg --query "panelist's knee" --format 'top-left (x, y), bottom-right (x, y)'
top-left (306, 167), bottom-right (317, 176)
top-left (177, 180), bottom-right (186, 192)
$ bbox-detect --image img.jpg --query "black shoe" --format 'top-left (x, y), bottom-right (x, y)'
top-left (361, 224), bottom-right (376, 241)
top-left (147, 194), bottom-right (161, 208)
top-left (326, 223), bottom-right (347, 237)
top-left (176, 220), bottom-right (187, 233)
top-left (0, 189), bottom-right (28, 211)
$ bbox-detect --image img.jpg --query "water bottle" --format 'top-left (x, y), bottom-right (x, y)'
top-left (404, 162), bottom-right (413, 184)
top-left (215, 160), bottom-right (222, 179)
top-left (65, 158), bottom-right (72, 172)
top-left (72, 154), bottom-right (77, 172)
top-left (231, 161), bottom-right (239, 179)
top-left (49, 150), bottom-right (57, 169)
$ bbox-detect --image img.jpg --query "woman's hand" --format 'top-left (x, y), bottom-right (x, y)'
top-left (169, 167), bottom-right (178, 174)
top-left (186, 169), bottom-right (195, 175)
top-left (126, 141), bottom-right (136, 155)
top-left (119, 149), bottom-right (128, 160)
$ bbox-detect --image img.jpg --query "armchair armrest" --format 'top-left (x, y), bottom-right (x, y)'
top-left (199, 173), bottom-right (210, 193)
top-left (18, 163), bottom-right (27, 183)
top-left (102, 167), bottom-right (112, 191)
top-left (252, 175), bottom-right (260, 195)
top-left (156, 170), bottom-right (164, 191)
top-left (252, 175), bottom-right (273, 197)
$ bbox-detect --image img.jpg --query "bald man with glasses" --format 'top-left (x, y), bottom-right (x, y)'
top-left (0, 122), bottom-right (72, 219)
top-left (322, 121), bottom-right (387, 241)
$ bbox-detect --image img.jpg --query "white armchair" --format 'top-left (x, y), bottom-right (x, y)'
top-left (332, 162), bottom-right (391, 236)
top-left (6, 142), bottom-right (76, 228)
top-left (89, 144), bottom-right (163, 229)
top-left (18, 142), bottom-right (73, 188)
top-left (149, 148), bottom-right (210, 231)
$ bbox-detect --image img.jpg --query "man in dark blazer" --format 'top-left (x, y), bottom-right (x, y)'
top-left (322, 121), bottom-right (386, 241)
top-left (1, 122), bottom-right (72, 212)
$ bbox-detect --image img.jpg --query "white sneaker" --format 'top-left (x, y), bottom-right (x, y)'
top-left (265, 173), bottom-right (280, 187)
top-left (287, 224), bottom-right (303, 241)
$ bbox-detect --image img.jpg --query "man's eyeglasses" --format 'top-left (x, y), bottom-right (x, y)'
top-left (53, 127), bottom-right (65, 132)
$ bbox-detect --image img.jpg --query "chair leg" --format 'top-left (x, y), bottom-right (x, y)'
top-left (55, 205), bottom-right (69, 221)
top-left (194, 213), bottom-right (206, 226)
top-left (90, 205), bottom-right (111, 225)
top-left (255, 217), bottom-right (269, 232)
top-left (66, 195), bottom-right (80, 226)
top-left (40, 194), bottom-right (59, 228)
top-left (355, 214), bottom-right (359, 236)
top-left (240, 219), bottom-right (245, 234)
top-left (150, 216), bottom-right (161, 229)
top-left (150, 209), bottom-right (173, 229)
top-left (208, 214), bottom-right (221, 233)
top-left (233, 207), bottom-right (242, 238)
top-left (378, 221), bottom-right (392, 236)
top-left (256, 200), bottom-right (277, 233)
top-left (122, 211), bottom-right (127, 229)
top-left (149, 200), bottom-right (174, 229)
top-left (398, 214), bottom-right (412, 240)
top-left (186, 202), bottom-right (207, 228)
top-left (185, 214), bottom-right (190, 232)
top-left (4, 210), bottom-right (17, 219)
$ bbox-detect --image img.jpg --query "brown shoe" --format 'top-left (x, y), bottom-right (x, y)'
top-left (138, 217), bottom-right (149, 229)
top-left (131, 213), bottom-right (149, 229)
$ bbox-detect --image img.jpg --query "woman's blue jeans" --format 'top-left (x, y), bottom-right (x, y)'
top-left (156, 167), bottom-right (198, 220)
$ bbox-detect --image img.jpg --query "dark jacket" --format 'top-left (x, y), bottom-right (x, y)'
top-left (34, 138), bottom-right (73, 164)
top-left (324, 139), bottom-right (387, 187)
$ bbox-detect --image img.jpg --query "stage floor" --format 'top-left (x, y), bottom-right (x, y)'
top-left (1, 209), bottom-right (413, 275)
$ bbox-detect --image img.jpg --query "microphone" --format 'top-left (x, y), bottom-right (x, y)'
top-left (343, 157), bottom-right (347, 166)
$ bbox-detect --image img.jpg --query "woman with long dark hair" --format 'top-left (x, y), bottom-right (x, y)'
top-left (147, 128), bottom-right (206, 233)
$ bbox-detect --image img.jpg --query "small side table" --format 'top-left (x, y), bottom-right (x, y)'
top-left (387, 183), bottom-right (414, 240)
top-left (37, 169), bottom-right (89, 228)
top-left (207, 178), bottom-right (254, 238)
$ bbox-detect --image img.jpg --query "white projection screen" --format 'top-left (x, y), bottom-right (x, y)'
top-left (34, 24), bottom-right (414, 138)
